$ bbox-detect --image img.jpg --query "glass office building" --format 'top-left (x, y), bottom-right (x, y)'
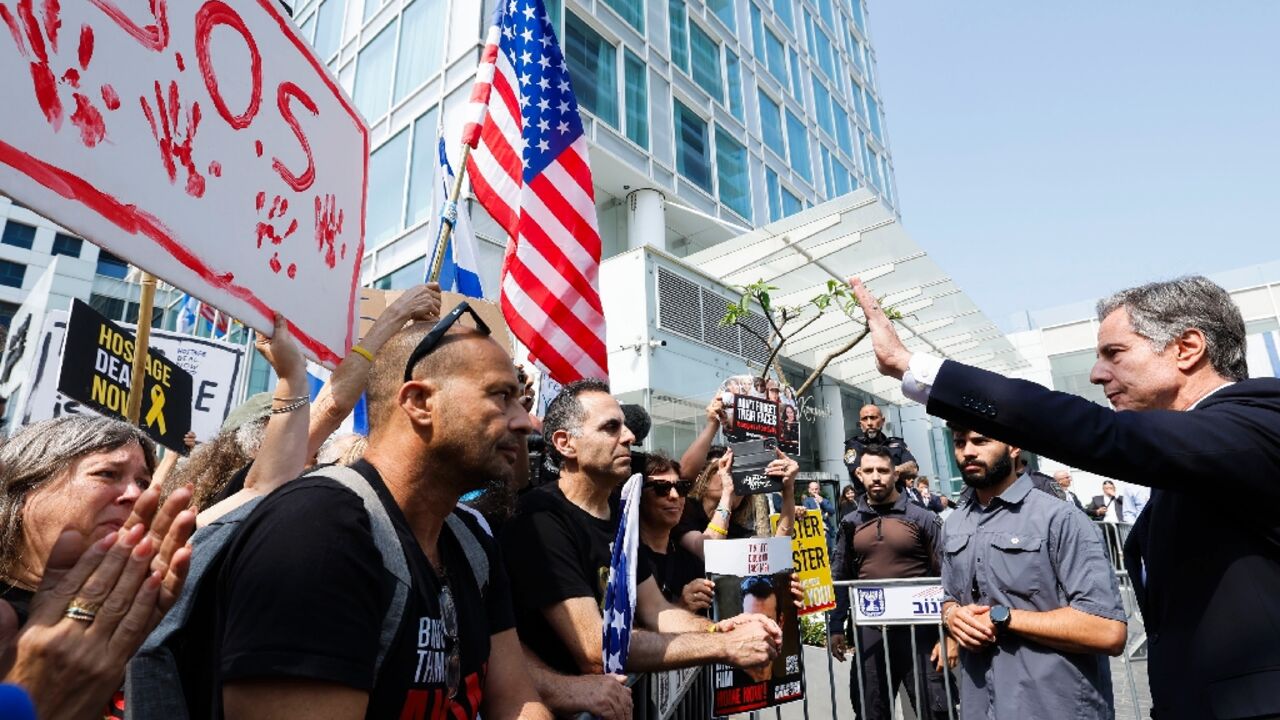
top-left (286, 0), bottom-right (900, 291)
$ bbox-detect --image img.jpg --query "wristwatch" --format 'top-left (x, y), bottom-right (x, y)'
top-left (990, 605), bottom-right (1011, 634)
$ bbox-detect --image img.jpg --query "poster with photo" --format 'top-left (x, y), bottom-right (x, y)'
top-left (717, 374), bottom-right (801, 454)
top-left (705, 537), bottom-right (804, 714)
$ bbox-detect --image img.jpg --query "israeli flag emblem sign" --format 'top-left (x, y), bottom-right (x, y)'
top-left (858, 588), bottom-right (887, 618)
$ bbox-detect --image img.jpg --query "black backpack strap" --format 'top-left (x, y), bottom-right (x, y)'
top-left (125, 496), bottom-right (267, 720)
top-left (305, 465), bottom-right (411, 678)
top-left (445, 509), bottom-right (490, 597)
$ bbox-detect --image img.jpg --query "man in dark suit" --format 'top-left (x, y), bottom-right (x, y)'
top-left (849, 275), bottom-right (1280, 720)
top-left (1085, 480), bottom-right (1123, 522)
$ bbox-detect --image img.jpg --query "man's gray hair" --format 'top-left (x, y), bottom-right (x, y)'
top-left (0, 416), bottom-right (157, 577)
top-left (1097, 276), bottom-right (1248, 382)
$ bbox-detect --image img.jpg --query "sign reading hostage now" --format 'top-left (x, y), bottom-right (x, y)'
top-left (58, 300), bottom-right (193, 451)
top-left (0, 0), bottom-right (368, 366)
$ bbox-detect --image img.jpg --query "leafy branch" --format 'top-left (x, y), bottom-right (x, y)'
top-left (721, 279), bottom-right (903, 401)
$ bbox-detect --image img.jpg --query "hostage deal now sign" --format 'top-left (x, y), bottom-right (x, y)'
top-left (58, 299), bottom-right (192, 451)
top-left (0, 0), bottom-right (368, 366)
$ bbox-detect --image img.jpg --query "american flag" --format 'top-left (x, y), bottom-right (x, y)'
top-left (462, 0), bottom-right (609, 384)
top-left (603, 473), bottom-right (643, 674)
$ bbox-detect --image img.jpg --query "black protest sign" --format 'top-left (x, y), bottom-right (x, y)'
top-left (728, 437), bottom-right (784, 496)
top-left (57, 299), bottom-right (193, 452)
top-left (730, 395), bottom-right (779, 437)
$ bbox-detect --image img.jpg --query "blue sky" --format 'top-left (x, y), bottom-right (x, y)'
top-left (867, 3), bottom-right (1280, 329)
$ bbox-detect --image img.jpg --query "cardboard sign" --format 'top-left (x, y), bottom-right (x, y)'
top-left (770, 510), bottom-right (836, 615)
top-left (705, 537), bottom-right (804, 714)
top-left (852, 579), bottom-right (946, 626)
top-left (22, 311), bottom-right (245, 443)
top-left (358, 288), bottom-right (514, 355)
top-left (0, 0), bottom-right (368, 366)
top-left (57, 300), bottom-right (193, 451)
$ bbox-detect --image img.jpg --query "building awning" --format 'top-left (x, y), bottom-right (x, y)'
top-left (684, 190), bottom-right (1028, 404)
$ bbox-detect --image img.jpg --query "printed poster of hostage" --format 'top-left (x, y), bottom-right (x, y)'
top-left (705, 537), bottom-right (804, 714)
top-left (718, 374), bottom-right (800, 454)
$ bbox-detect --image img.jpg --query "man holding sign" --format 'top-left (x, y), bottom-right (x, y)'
top-left (828, 446), bottom-right (955, 720)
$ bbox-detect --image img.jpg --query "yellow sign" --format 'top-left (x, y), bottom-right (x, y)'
top-left (771, 509), bottom-right (836, 615)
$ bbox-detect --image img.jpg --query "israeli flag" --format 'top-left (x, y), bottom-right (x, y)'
top-left (427, 136), bottom-right (484, 298)
top-left (602, 473), bottom-right (643, 674)
top-left (305, 362), bottom-right (368, 436)
top-left (176, 294), bottom-right (200, 334)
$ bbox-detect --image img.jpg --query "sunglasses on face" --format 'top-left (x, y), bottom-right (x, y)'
top-left (643, 478), bottom-right (694, 496)
top-left (403, 301), bottom-right (493, 382)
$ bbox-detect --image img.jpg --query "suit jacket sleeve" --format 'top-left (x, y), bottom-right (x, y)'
top-left (927, 361), bottom-right (1280, 503)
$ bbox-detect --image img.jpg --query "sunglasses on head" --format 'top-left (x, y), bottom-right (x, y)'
top-left (403, 301), bottom-right (493, 382)
top-left (643, 478), bottom-right (694, 496)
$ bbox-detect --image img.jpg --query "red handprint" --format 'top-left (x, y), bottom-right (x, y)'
top-left (314, 193), bottom-right (345, 270)
top-left (0, 0), bottom-right (108, 147)
top-left (140, 79), bottom-right (206, 197)
top-left (255, 192), bottom-right (298, 248)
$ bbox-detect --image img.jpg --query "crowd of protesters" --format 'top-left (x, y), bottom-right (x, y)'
top-left (0, 273), bottom-right (1272, 720)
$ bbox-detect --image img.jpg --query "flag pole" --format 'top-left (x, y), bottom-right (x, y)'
top-left (125, 272), bottom-right (157, 424)
top-left (427, 143), bottom-right (474, 283)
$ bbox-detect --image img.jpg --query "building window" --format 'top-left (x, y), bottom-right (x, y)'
top-left (96, 250), bottom-right (129, 279)
top-left (849, 35), bottom-right (865, 75)
top-left (313, 0), bottom-right (342, 60)
top-left (814, 77), bottom-right (833, 136)
top-left (763, 25), bottom-right (786, 85)
top-left (602, 0), bottom-right (644, 33)
top-left (668, 0), bottom-right (688, 72)
top-left (758, 89), bottom-right (784, 157)
top-left (1, 221), bottom-right (35, 250)
top-left (709, 0), bottom-right (735, 30)
top-left (866, 92), bottom-right (884, 142)
top-left (782, 186), bottom-right (803, 217)
top-left (673, 101), bottom-right (711, 193)
top-left (374, 257), bottom-right (426, 290)
top-left (367, 129), bottom-right (410, 246)
top-left (865, 143), bottom-right (882, 191)
top-left (353, 20), bottom-right (397, 122)
top-left (624, 50), bottom-right (649, 149)
top-left (544, 0), bottom-right (562, 30)
top-left (406, 107), bottom-right (440, 227)
top-left (715, 128), bottom-right (750, 220)
top-left (89, 293), bottom-right (125, 320)
top-left (394, 0), bottom-right (445, 104)
top-left (725, 49), bottom-right (744, 120)
top-left (787, 47), bottom-right (802, 98)
top-left (689, 22), bottom-right (722, 101)
top-left (750, 4), bottom-right (765, 58)
top-left (564, 13), bottom-right (619, 128)
top-left (766, 167), bottom-right (782, 222)
top-left (851, 0), bottom-right (866, 35)
top-left (835, 103), bottom-right (854, 156)
top-left (0, 260), bottom-right (25, 289)
top-left (773, 0), bottom-right (794, 31)
top-left (785, 109), bottom-right (812, 182)
top-left (363, 0), bottom-right (386, 23)
top-left (51, 232), bottom-right (82, 258)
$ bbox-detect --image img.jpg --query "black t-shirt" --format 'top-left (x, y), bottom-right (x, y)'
top-left (499, 481), bottom-right (652, 674)
top-left (203, 460), bottom-right (514, 719)
top-left (646, 541), bottom-right (705, 606)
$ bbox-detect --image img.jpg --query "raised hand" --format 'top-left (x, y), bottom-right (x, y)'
top-left (254, 313), bottom-right (305, 380)
top-left (847, 277), bottom-right (912, 380)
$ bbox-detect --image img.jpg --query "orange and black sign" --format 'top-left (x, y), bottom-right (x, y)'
top-left (57, 299), bottom-right (192, 452)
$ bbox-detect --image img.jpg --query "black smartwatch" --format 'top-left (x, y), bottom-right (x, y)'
top-left (990, 605), bottom-right (1012, 634)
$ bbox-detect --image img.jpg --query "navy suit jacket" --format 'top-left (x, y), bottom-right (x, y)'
top-left (927, 360), bottom-right (1280, 720)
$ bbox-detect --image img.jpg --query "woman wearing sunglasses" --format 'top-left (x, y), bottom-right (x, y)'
top-left (636, 453), bottom-right (712, 614)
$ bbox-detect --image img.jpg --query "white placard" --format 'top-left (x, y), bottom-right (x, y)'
top-left (0, 0), bottom-right (367, 366)
top-left (703, 537), bottom-right (794, 577)
top-left (851, 579), bottom-right (945, 626)
top-left (22, 311), bottom-right (245, 442)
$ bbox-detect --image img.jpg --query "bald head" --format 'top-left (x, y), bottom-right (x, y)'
top-left (365, 322), bottom-right (497, 437)
top-left (859, 404), bottom-right (884, 434)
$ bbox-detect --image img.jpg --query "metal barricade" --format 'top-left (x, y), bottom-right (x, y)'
top-left (574, 666), bottom-right (714, 720)
top-left (802, 573), bottom-right (1149, 720)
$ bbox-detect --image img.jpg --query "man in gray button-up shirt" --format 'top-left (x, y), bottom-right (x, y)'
top-left (940, 426), bottom-right (1127, 720)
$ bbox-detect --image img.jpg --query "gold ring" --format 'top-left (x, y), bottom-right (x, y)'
top-left (64, 598), bottom-right (101, 623)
